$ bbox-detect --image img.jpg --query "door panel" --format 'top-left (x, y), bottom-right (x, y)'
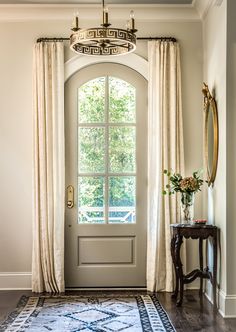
top-left (65, 63), bottom-right (147, 287)
top-left (78, 236), bottom-right (134, 264)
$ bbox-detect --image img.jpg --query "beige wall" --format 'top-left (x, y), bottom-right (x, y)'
top-left (203, 0), bottom-right (227, 297)
top-left (226, 0), bottom-right (236, 296)
top-left (202, 0), bottom-right (236, 317)
top-left (0, 18), bottom-right (203, 287)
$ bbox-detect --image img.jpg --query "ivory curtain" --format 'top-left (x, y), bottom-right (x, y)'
top-left (32, 41), bottom-right (65, 293)
top-left (147, 41), bottom-right (185, 292)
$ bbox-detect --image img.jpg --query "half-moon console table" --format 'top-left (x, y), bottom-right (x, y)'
top-left (170, 224), bottom-right (218, 308)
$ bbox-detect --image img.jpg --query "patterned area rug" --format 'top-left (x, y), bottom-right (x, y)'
top-left (1, 294), bottom-right (176, 332)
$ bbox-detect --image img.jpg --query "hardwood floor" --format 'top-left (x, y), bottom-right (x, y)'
top-left (0, 290), bottom-right (236, 331)
top-left (158, 291), bottom-right (236, 332)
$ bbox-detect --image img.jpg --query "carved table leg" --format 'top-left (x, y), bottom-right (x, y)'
top-left (175, 234), bottom-right (183, 307)
top-left (213, 231), bottom-right (218, 310)
top-left (199, 238), bottom-right (203, 297)
top-left (171, 235), bottom-right (179, 299)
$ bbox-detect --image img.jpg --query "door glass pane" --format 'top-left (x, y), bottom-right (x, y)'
top-left (109, 77), bottom-right (135, 123)
top-left (78, 177), bottom-right (105, 223)
top-left (108, 176), bottom-right (136, 223)
top-left (109, 127), bottom-right (136, 173)
top-left (77, 75), bottom-right (137, 225)
top-left (79, 127), bottom-right (105, 173)
top-left (78, 77), bottom-right (105, 123)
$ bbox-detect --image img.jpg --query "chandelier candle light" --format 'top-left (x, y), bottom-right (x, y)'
top-left (70, 0), bottom-right (138, 56)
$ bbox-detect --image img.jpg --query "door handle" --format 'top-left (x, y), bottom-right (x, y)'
top-left (67, 185), bottom-right (74, 209)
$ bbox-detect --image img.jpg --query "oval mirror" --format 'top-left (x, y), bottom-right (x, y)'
top-left (202, 83), bottom-right (219, 186)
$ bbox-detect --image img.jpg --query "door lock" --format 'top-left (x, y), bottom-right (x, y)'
top-left (67, 185), bottom-right (74, 209)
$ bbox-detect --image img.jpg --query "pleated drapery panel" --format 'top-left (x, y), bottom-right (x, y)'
top-left (147, 41), bottom-right (185, 292)
top-left (32, 41), bottom-right (65, 293)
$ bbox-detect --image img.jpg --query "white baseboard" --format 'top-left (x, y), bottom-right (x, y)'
top-left (0, 272), bottom-right (32, 290)
top-left (205, 281), bottom-right (236, 318)
top-left (222, 294), bottom-right (236, 318)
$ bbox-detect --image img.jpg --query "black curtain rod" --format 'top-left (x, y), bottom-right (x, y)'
top-left (36, 36), bottom-right (177, 43)
top-left (138, 37), bottom-right (176, 42)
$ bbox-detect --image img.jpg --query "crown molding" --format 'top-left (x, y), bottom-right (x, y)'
top-left (213, 0), bottom-right (223, 6)
top-left (0, 4), bottom-right (200, 22)
top-left (192, 0), bottom-right (214, 20)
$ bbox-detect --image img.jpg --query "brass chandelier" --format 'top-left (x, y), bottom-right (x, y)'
top-left (70, 0), bottom-right (138, 56)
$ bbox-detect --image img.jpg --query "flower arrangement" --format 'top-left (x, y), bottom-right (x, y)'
top-left (162, 170), bottom-right (203, 195)
top-left (163, 170), bottom-right (204, 223)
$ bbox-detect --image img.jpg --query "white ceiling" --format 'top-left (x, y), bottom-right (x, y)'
top-left (0, 0), bottom-right (193, 4)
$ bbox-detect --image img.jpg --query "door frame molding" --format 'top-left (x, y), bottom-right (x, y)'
top-left (64, 54), bottom-right (148, 82)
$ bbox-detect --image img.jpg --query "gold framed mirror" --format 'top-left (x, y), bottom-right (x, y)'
top-left (202, 83), bottom-right (219, 186)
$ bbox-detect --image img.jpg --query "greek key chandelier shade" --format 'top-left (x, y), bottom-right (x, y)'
top-left (70, 0), bottom-right (138, 56)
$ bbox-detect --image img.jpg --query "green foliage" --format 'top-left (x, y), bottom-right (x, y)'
top-left (109, 177), bottom-right (135, 207)
top-left (79, 127), bottom-right (105, 173)
top-left (79, 77), bottom-right (105, 123)
top-left (109, 77), bottom-right (135, 123)
top-left (79, 177), bottom-right (104, 207)
top-left (109, 127), bottom-right (135, 172)
top-left (78, 76), bottom-right (136, 223)
top-left (163, 169), bottom-right (204, 196)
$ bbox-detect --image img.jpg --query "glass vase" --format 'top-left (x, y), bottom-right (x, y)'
top-left (181, 192), bottom-right (194, 224)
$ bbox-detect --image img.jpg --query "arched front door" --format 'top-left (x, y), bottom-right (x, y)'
top-left (65, 63), bottom-right (147, 287)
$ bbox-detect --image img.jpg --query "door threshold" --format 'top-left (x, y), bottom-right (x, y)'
top-left (66, 287), bottom-right (147, 291)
